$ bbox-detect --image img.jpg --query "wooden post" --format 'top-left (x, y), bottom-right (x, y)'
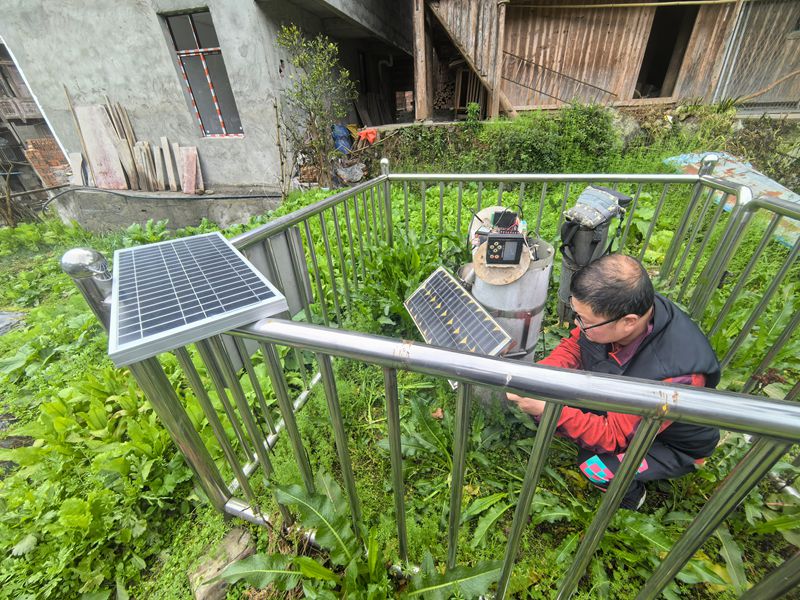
top-left (413, 0), bottom-right (430, 121)
top-left (490, 1), bottom-right (510, 118)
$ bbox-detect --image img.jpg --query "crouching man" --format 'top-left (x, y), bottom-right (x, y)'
top-left (507, 254), bottom-right (720, 510)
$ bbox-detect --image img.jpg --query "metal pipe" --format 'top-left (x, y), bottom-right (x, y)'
top-left (175, 347), bottom-right (259, 506)
top-left (362, 190), bottom-right (373, 248)
top-left (639, 183), bottom-right (670, 261)
top-left (555, 182), bottom-right (571, 234)
top-left (128, 358), bottom-right (230, 512)
top-left (231, 176), bottom-right (386, 250)
top-left (382, 368), bottom-right (408, 562)
top-left (370, 187), bottom-right (379, 240)
top-left (229, 372), bottom-right (322, 493)
top-left (342, 197), bottom-right (360, 292)
top-left (721, 236), bottom-right (800, 368)
top-left (60, 248), bottom-right (113, 330)
top-left (403, 181), bottom-right (410, 237)
top-left (389, 174), bottom-right (698, 184)
top-left (318, 213), bottom-right (343, 323)
top-left (261, 342), bottom-right (315, 493)
top-left (351, 193), bottom-right (368, 281)
top-left (381, 159), bottom-right (393, 247)
top-left (635, 439), bottom-right (791, 600)
top-left (660, 182), bottom-right (707, 284)
top-left (317, 353), bottom-right (363, 536)
top-left (438, 182), bottom-right (445, 254)
top-left (303, 220), bottom-right (329, 327)
top-left (457, 182), bottom-right (464, 237)
top-left (233, 320), bottom-right (800, 442)
top-left (557, 418), bottom-right (661, 599)
top-left (619, 183), bottom-right (642, 251)
top-left (739, 551), bottom-right (800, 600)
top-left (669, 187), bottom-right (716, 289)
top-left (496, 402), bottom-right (563, 599)
top-left (195, 339), bottom-right (254, 457)
top-left (225, 497), bottom-right (269, 527)
top-left (421, 181), bottom-right (427, 237)
top-left (232, 336), bottom-right (276, 434)
top-left (536, 182), bottom-right (547, 237)
top-left (447, 383), bottom-right (473, 569)
top-left (707, 214), bottom-right (782, 338)
top-left (208, 336), bottom-right (275, 483)
top-left (677, 188), bottom-right (731, 303)
top-left (477, 181), bottom-right (483, 211)
top-left (331, 205), bottom-right (352, 312)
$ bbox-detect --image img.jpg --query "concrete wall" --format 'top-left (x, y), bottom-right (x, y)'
top-left (0, 0), bottom-right (394, 191)
top-left (54, 187), bottom-right (281, 232)
top-left (318, 0), bottom-right (412, 53)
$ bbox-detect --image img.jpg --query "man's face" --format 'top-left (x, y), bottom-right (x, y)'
top-left (570, 297), bottom-right (627, 345)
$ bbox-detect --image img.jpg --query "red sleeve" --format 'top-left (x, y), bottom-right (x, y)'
top-left (537, 326), bottom-right (582, 369)
top-left (552, 373), bottom-right (708, 454)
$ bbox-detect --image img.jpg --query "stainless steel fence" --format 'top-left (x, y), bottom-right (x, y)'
top-left (63, 158), bottom-right (800, 598)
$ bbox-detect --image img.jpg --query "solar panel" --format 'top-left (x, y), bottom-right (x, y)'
top-left (109, 232), bottom-right (287, 366)
top-left (405, 267), bottom-right (511, 359)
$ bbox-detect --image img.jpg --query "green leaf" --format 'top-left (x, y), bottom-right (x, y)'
top-left (404, 554), bottom-right (501, 600)
top-left (555, 533), bottom-right (580, 564)
top-left (715, 525), bottom-right (748, 594)
top-left (211, 553), bottom-right (300, 590)
top-left (275, 482), bottom-right (357, 565)
top-left (470, 502), bottom-right (512, 549)
top-left (294, 557), bottom-right (339, 582)
top-left (461, 492), bottom-right (508, 523)
top-left (11, 534), bottom-right (38, 556)
top-left (590, 559), bottom-right (610, 599)
top-left (752, 512), bottom-right (800, 533)
top-left (59, 498), bottom-right (92, 530)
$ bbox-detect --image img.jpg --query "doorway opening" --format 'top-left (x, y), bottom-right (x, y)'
top-left (635, 4), bottom-right (698, 98)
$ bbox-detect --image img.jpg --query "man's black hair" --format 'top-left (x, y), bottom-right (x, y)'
top-left (571, 254), bottom-right (654, 319)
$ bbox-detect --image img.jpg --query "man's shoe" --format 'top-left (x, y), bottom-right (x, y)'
top-left (620, 488), bottom-right (646, 511)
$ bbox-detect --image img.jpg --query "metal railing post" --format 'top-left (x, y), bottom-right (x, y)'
top-left (496, 402), bottom-right (563, 599)
top-left (557, 418), bottom-right (662, 599)
top-left (62, 249), bottom-right (230, 512)
top-left (383, 368), bottom-right (409, 562)
top-left (739, 551), bottom-right (800, 600)
top-left (381, 158), bottom-right (393, 247)
top-left (635, 438), bottom-right (791, 600)
top-left (447, 382), bottom-right (473, 569)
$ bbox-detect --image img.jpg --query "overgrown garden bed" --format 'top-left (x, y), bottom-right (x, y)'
top-left (1, 105), bottom-right (798, 599)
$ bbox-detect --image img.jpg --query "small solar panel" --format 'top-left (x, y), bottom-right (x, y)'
top-left (109, 232), bottom-right (287, 366)
top-left (405, 267), bottom-right (511, 360)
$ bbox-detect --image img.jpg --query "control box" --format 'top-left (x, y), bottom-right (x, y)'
top-left (486, 233), bottom-right (524, 265)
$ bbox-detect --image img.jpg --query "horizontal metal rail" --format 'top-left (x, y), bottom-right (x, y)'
top-left (388, 173), bottom-right (700, 184)
top-left (231, 176), bottom-right (386, 250)
top-left (233, 319), bottom-right (800, 442)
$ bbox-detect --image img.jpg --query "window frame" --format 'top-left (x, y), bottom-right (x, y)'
top-left (165, 11), bottom-right (243, 138)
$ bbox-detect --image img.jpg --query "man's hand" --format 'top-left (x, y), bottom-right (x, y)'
top-left (506, 392), bottom-right (546, 417)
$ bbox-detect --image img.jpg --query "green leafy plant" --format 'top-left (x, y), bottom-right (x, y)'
top-left (277, 24), bottom-right (357, 188)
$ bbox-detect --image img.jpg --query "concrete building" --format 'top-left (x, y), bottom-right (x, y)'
top-left (0, 1), bottom-right (412, 195)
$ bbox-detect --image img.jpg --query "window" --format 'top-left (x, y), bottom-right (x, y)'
top-left (165, 11), bottom-right (243, 137)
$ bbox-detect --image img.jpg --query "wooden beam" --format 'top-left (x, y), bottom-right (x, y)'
top-left (490, 1), bottom-right (510, 117)
top-left (413, 0), bottom-right (430, 121)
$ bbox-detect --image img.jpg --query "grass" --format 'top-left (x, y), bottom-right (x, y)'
top-left (0, 103), bottom-right (798, 599)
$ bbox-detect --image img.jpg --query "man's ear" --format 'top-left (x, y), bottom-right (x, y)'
top-left (620, 314), bottom-right (640, 329)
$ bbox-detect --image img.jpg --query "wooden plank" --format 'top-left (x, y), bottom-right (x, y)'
top-left (153, 145), bottom-right (166, 191)
top-left (194, 153), bottom-right (204, 194)
top-left (171, 143), bottom-right (183, 191)
top-left (134, 142), bottom-right (152, 192)
top-left (74, 105), bottom-right (128, 190)
top-left (113, 138), bottom-right (138, 189)
top-left (180, 146), bottom-right (197, 195)
top-left (67, 152), bottom-right (85, 186)
top-left (413, 0), bottom-right (429, 121)
top-left (161, 137), bottom-right (178, 192)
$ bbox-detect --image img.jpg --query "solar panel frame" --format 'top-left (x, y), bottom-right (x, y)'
top-left (404, 267), bottom-right (512, 358)
top-left (109, 232), bottom-right (287, 366)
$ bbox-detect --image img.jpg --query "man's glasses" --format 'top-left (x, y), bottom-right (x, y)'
top-left (569, 297), bottom-right (621, 332)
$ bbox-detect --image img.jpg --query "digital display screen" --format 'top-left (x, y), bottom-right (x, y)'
top-left (502, 241), bottom-right (519, 261)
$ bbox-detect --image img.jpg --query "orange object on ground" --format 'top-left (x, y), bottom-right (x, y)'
top-left (358, 128), bottom-right (378, 144)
